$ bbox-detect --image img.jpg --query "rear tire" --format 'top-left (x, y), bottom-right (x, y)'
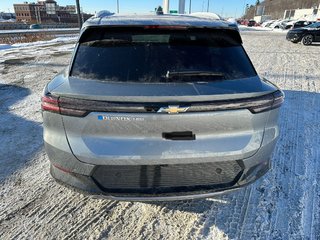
top-left (302, 34), bottom-right (313, 45)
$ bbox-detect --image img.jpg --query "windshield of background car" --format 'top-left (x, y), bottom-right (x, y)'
top-left (71, 27), bottom-right (257, 83)
top-left (306, 22), bottom-right (320, 28)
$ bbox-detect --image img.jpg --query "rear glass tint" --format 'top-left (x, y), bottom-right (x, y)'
top-left (71, 28), bottom-right (256, 82)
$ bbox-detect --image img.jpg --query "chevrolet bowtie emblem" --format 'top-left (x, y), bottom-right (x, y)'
top-left (157, 105), bottom-right (189, 114)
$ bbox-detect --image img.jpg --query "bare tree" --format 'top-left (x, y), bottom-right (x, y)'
top-left (243, 0), bottom-right (319, 19)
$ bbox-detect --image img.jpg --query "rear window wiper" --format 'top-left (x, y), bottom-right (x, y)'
top-left (165, 71), bottom-right (225, 79)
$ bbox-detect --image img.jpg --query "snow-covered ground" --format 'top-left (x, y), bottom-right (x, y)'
top-left (0, 36), bottom-right (78, 51)
top-left (238, 25), bottom-right (289, 33)
top-left (0, 19), bottom-right (15, 23)
top-left (0, 31), bottom-right (319, 239)
top-left (0, 28), bottom-right (79, 34)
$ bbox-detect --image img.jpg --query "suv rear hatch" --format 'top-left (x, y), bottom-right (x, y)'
top-left (49, 26), bottom-right (280, 165)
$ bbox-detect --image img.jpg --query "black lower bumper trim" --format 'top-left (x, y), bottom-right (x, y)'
top-left (91, 161), bottom-right (244, 195)
top-left (91, 170), bottom-right (243, 196)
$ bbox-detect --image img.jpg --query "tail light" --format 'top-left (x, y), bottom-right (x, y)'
top-left (188, 90), bottom-right (284, 114)
top-left (41, 90), bottom-right (284, 117)
top-left (248, 90), bottom-right (284, 113)
top-left (41, 93), bottom-right (88, 117)
top-left (41, 94), bottom-right (60, 113)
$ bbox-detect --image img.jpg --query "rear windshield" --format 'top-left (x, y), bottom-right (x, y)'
top-left (71, 28), bottom-right (256, 83)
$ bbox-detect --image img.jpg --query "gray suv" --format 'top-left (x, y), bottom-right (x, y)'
top-left (42, 14), bottom-right (284, 201)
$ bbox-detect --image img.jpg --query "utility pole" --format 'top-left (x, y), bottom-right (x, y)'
top-left (37, 6), bottom-right (41, 24)
top-left (76, 0), bottom-right (82, 29)
top-left (117, 0), bottom-right (120, 14)
top-left (207, 0), bottom-right (210, 12)
top-left (189, 0), bottom-right (192, 14)
top-left (179, 0), bottom-right (185, 14)
top-left (243, 0), bottom-right (246, 17)
top-left (35, 6), bottom-right (39, 23)
top-left (163, 0), bottom-right (169, 14)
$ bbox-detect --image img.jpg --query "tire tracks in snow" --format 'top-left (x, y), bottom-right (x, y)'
top-left (0, 31), bottom-right (319, 240)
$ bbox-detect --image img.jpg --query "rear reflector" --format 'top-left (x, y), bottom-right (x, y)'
top-left (41, 90), bottom-right (284, 117)
top-left (52, 163), bottom-right (72, 174)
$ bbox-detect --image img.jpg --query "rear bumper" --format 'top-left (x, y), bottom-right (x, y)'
top-left (47, 136), bottom-right (275, 201)
top-left (50, 159), bottom-right (270, 201)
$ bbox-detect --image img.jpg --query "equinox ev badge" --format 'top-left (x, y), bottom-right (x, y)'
top-left (157, 105), bottom-right (189, 114)
top-left (98, 115), bottom-right (144, 122)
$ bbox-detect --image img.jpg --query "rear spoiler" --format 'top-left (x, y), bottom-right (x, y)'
top-left (79, 26), bottom-right (242, 45)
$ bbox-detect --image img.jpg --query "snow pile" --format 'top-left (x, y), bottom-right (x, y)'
top-left (95, 10), bottom-right (115, 18)
top-left (239, 25), bottom-right (273, 32)
top-left (0, 19), bottom-right (16, 23)
top-left (0, 28), bottom-right (78, 34)
top-left (190, 12), bottom-right (222, 20)
top-left (238, 25), bottom-right (289, 33)
top-left (0, 44), bottom-right (12, 50)
top-left (0, 36), bottom-right (78, 51)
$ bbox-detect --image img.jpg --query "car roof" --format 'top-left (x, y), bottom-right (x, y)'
top-left (82, 13), bottom-right (237, 30)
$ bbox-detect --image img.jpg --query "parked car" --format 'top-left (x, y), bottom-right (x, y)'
top-left (241, 19), bottom-right (249, 25)
top-left (287, 21), bottom-right (320, 45)
top-left (278, 20), bottom-right (295, 29)
top-left (226, 18), bottom-right (239, 31)
top-left (247, 19), bottom-right (256, 27)
top-left (292, 20), bottom-right (314, 29)
top-left (29, 24), bottom-right (41, 29)
top-left (268, 20), bottom-right (279, 28)
top-left (282, 20), bottom-right (296, 30)
top-left (42, 14), bottom-right (284, 201)
top-left (269, 19), bottom-right (290, 29)
top-left (261, 20), bottom-right (275, 28)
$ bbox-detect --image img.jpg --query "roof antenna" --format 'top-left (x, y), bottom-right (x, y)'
top-left (156, 6), bottom-right (164, 15)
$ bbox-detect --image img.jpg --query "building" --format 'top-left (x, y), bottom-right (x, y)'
top-left (284, 5), bottom-right (320, 21)
top-left (254, 15), bottom-right (272, 24)
top-left (14, 0), bottom-right (92, 24)
top-left (252, 5), bottom-right (272, 23)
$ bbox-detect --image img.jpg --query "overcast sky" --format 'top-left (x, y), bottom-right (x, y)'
top-left (1, 0), bottom-right (256, 18)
